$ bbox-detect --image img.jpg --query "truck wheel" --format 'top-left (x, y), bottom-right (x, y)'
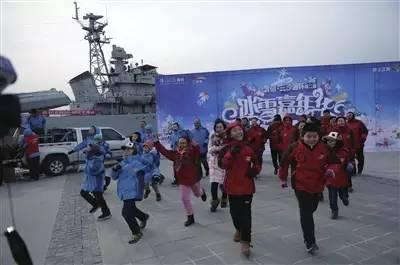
top-left (43, 155), bottom-right (68, 176)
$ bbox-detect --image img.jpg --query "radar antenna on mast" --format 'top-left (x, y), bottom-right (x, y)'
top-left (72, 1), bottom-right (112, 96)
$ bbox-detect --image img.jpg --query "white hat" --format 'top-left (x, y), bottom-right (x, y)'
top-left (121, 142), bottom-right (135, 149)
top-left (323, 131), bottom-right (342, 141)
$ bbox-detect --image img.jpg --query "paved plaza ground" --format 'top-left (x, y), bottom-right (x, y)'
top-left (0, 152), bottom-right (399, 265)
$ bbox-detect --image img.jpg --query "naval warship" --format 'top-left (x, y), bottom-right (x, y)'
top-left (69, 2), bottom-right (157, 115)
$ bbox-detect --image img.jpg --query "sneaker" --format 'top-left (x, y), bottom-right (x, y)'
top-left (139, 214), bottom-right (150, 229)
top-left (128, 232), bottom-right (142, 244)
top-left (343, 199), bottom-right (349, 206)
top-left (330, 211), bottom-right (338, 220)
top-left (201, 189), bottom-right (207, 202)
top-left (210, 199), bottom-right (219, 212)
top-left (184, 215), bottom-right (195, 227)
top-left (89, 206), bottom-right (99, 214)
top-left (156, 193), bottom-right (162, 202)
top-left (97, 212), bottom-right (112, 221)
top-left (233, 231), bottom-right (241, 242)
top-left (220, 198), bottom-right (228, 208)
top-left (144, 189), bottom-right (151, 199)
top-left (171, 180), bottom-right (178, 186)
top-left (306, 244), bottom-right (315, 254)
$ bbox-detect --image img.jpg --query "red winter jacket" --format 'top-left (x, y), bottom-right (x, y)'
top-left (335, 126), bottom-right (355, 157)
top-left (23, 134), bottom-right (40, 158)
top-left (266, 122), bottom-right (283, 150)
top-left (326, 146), bottom-right (350, 188)
top-left (320, 116), bottom-right (331, 135)
top-left (279, 141), bottom-right (329, 193)
top-left (347, 119), bottom-right (368, 150)
top-left (246, 125), bottom-right (268, 153)
top-left (154, 141), bottom-right (200, 186)
top-left (222, 140), bottom-right (260, 195)
top-left (278, 123), bottom-right (296, 152)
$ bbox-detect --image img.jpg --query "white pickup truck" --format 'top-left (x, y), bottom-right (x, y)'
top-left (31, 127), bottom-right (129, 176)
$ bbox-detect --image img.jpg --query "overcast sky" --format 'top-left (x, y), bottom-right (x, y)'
top-left (1, 0), bottom-right (399, 99)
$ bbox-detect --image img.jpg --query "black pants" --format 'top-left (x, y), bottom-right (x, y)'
top-left (270, 148), bottom-right (281, 170)
top-left (294, 190), bottom-right (320, 247)
top-left (199, 153), bottom-right (210, 177)
top-left (27, 156), bottom-right (40, 180)
top-left (211, 182), bottom-right (227, 201)
top-left (327, 186), bottom-right (348, 212)
top-left (122, 199), bottom-right (148, 235)
top-left (229, 194), bottom-right (253, 242)
top-left (355, 148), bottom-right (365, 174)
top-left (80, 190), bottom-right (110, 215)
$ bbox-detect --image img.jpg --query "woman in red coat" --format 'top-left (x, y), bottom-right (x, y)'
top-left (346, 112), bottom-right (368, 175)
top-left (323, 132), bottom-right (352, 219)
top-left (221, 122), bottom-right (260, 257)
top-left (154, 136), bottom-right (207, 227)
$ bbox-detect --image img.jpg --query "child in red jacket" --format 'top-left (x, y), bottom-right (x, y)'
top-left (323, 132), bottom-right (352, 219)
top-left (279, 123), bottom-right (334, 254)
top-left (221, 122), bottom-right (261, 257)
top-left (154, 136), bottom-right (207, 227)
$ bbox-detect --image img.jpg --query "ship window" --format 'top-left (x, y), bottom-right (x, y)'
top-left (102, 129), bottom-right (124, 141)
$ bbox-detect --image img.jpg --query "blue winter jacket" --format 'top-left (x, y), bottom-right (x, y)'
top-left (191, 126), bottom-right (210, 154)
top-left (111, 155), bottom-right (148, 201)
top-left (81, 144), bottom-right (106, 192)
top-left (141, 150), bottom-right (161, 183)
top-left (73, 127), bottom-right (101, 153)
top-left (27, 115), bottom-right (46, 130)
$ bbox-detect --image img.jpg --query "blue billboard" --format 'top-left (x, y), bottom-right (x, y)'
top-left (156, 62), bottom-right (400, 152)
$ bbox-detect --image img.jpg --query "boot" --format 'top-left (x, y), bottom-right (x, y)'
top-left (220, 198), bottom-right (228, 208)
top-left (330, 210), bottom-right (338, 220)
top-left (184, 215), bottom-right (195, 227)
top-left (156, 193), bottom-right (162, 202)
top-left (240, 241), bottom-right (251, 257)
top-left (210, 199), bottom-right (219, 212)
top-left (233, 230), bottom-right (241, 242)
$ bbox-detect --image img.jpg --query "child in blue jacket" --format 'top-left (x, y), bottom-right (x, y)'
top-left (111, 142), bottom-right (150, 244)
top-left (70, 135), bottom-right (112, 221)
top-left (142, 140), bottom-right (162, 201)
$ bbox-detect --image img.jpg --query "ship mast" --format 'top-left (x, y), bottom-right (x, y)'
top-left (73, 2), bottom-right (111, 96)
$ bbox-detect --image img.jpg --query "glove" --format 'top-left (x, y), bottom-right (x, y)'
top-left (67, 150), bottom-right (74, 155)
top-left (112, 164), bottom-right (122, 171)
top-left (324, 169), bottom-right (335, 179)
top-left (230, 145), bottom-right (241, 156)
top-left (345, 162), bottom-right (354, 174)
top-left (281, 181), bottom-right (288, 188)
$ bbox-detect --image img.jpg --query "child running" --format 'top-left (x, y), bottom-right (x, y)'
top-left (221, 122), bottom-right (260, 257)
top-left (323, 132), bottom-right (352, 219)
top-left (154, 136), bottom-right (207, 227)
top-left (279, 123), bottom-right (334, 254)
top-left (111, 142), bottom-right (150, 244)
top-left (142, 140), bottom-right (162, 201)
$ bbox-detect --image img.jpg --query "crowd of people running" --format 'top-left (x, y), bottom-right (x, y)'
top-left (17, 110), bottom-right (369, 257)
